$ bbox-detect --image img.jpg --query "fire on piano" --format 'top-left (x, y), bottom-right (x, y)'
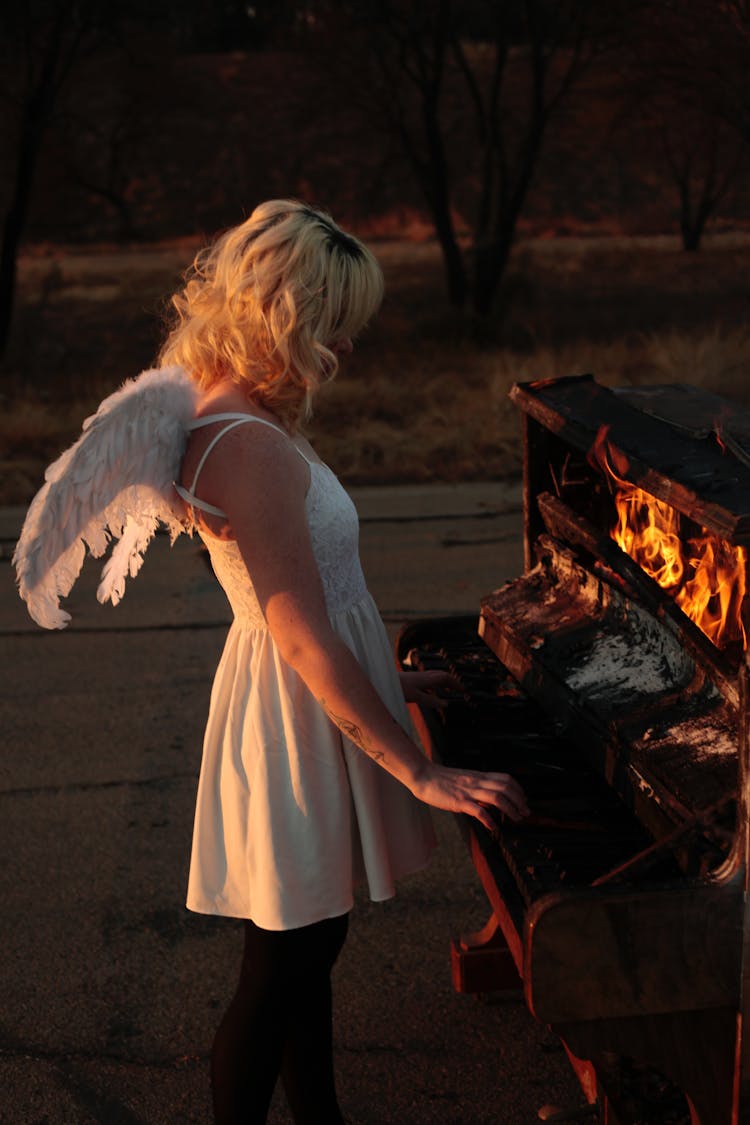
top-left (397, 375), bottom-right (750, 1125)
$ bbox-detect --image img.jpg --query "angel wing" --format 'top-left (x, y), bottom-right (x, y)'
top-left (13, 365), bottom-right (200, 629)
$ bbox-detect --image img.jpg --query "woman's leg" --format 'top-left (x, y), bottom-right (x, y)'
top-left (210, 913), bottom-right (349, 1125)
top-left (211, 921), bottom-right (290, 1124)
top-left (280, 913), bottom-right (349, 1125)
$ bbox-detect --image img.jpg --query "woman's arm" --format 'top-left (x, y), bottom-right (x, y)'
top-left (196, 423), bottom-right (529, 831)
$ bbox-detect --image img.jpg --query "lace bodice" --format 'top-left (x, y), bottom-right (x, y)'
top-left (202, 462), bottom-right (367, 630)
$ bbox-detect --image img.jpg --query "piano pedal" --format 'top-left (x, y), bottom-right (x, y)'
top-left (537, 1102), bottom-right (598, 1122)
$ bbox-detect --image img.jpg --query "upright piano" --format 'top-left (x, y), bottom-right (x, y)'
top-left (397, 375), bottom-right (750, 1124)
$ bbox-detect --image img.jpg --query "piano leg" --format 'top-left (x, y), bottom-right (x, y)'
top-left (450, 912), bottom-right (522, 996)
top-left (558, 1042), bottom-right (598, 1110)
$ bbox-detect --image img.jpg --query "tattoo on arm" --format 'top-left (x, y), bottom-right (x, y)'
top-left (319, 698), bottom-right (386, 764)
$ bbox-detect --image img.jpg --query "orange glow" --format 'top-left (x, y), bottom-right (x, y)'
top-left (589, 426), bottom-right (747, 649)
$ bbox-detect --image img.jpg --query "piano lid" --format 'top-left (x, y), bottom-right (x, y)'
top-left (510, 375), bottom-right (750, 545)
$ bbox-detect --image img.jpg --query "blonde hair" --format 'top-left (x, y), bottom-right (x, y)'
top-left (159, 200), bottom-right (384, 428)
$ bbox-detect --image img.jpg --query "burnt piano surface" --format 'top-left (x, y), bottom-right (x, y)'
top-left (398, 375), bottom-right (750, 1124)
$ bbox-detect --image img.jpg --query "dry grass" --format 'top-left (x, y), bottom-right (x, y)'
top-left (309, 324), bottom-right (750, 485)
top-left (3, 235), bottom-right (750, 504)
top-left (0, 392), bottom-right (103, 506)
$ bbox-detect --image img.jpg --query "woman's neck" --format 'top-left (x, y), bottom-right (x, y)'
top-left (198, 380), bottom-right (290, 430)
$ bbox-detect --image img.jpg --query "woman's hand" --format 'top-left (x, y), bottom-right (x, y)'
top-left (400, 672), bottom-right (528, 829)
top-left (410, 762), bottom-right (529, 832)
top-left (399, 669), bottom-right (462, 710)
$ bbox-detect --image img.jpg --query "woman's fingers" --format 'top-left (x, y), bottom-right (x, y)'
top-left (471, 805), bottom-right (501, 834)
top-left (400, 669), bottom-right (463, 707)
top-left (467, 771), bottom-right (529, 813)
top-left (458, 772), bottom-right (530, 822)
top-left (415, 669), bottom-right (461, 692)
top-left (467, 793), bottom-right (523, 831)
top-left (413, 764), bottom-right (530, 826)
top-left (410, 687), bottom-right (454, 710)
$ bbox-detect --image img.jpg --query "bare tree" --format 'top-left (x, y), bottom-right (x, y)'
top-left (680, 0), bottom-right (750, 142)
top-left (314, 0), bottom-right (607, 320)
top-left (59, 44), bottom-right (172, 243)
top-left (616, 2), bottom-right (749, 251)
top-left (661, 111), bottom-right (744, 251)
top-left (0, 0), bottom-right (126, 358)
top-left (67, 112), bottom-right (139, 242)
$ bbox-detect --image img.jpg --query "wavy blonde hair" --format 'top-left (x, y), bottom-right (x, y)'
top-left (159, 200), bottom-right (384, 428)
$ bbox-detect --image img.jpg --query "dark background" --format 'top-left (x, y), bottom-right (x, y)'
top-left (3, 0), bottom-right (750, 499)
top-left (4, 3), bottom-right (750, 279)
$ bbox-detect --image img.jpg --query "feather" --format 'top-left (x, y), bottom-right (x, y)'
top-left (13, 365), bottom-right (199, 629)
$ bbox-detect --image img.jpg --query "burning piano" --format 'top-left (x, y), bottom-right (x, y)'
top-left (397, 374), bottom-right (750, 1124)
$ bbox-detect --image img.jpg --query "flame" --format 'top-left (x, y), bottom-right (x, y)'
top-left (590, 426), bottom-right (747, 650)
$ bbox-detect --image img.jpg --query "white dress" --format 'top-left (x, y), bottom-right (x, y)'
top-left (180, 414), bottom-right (437, 931)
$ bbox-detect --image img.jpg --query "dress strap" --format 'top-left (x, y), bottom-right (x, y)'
top-left (173, 482), bottom-right (227, 518)
top-left (187, 413), bottom-right (314, 465)
top-left (175, 414), bottom-right (314, 520)
top-left (187, 412), bottom-right (288, 432)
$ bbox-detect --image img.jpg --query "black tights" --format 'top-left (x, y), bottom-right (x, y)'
top-left (211, 913), bottom-right (349, 1124)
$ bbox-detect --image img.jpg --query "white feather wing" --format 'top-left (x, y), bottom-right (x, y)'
top-left (13, 365), bottom-right (199, 629)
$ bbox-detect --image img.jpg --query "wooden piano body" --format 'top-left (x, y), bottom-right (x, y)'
top-left (398, 376), bottom-right (750, 1124)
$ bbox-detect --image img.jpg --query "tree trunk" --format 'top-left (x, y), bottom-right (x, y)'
top-left (82, 183), bottom-right (137, 242)
top-left (471, 232), bottom-right (514, 320)
top-left (678, 179), bottom-right (716, 251)
top-left (680, 218), bottom-right (703, 251)
top-left (0, 119), bottom-right (43, 358)
top-left (420, 84), bottom-right (468, 309)
top-left (434, 211), bottom-right (468, 308)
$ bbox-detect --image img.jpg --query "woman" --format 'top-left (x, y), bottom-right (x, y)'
top-left (161, 200), bottom-right (529, 1123)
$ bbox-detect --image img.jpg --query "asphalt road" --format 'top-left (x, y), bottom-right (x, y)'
top-left (0, 482), bottom-right (586, 1125)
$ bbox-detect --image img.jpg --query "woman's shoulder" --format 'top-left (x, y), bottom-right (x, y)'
top-left (182, 386), bottom-right (303, 494)
top-left (184, 414), bottom-right (295, 481)
top-left (179, 396), bottom-right (308, 537)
